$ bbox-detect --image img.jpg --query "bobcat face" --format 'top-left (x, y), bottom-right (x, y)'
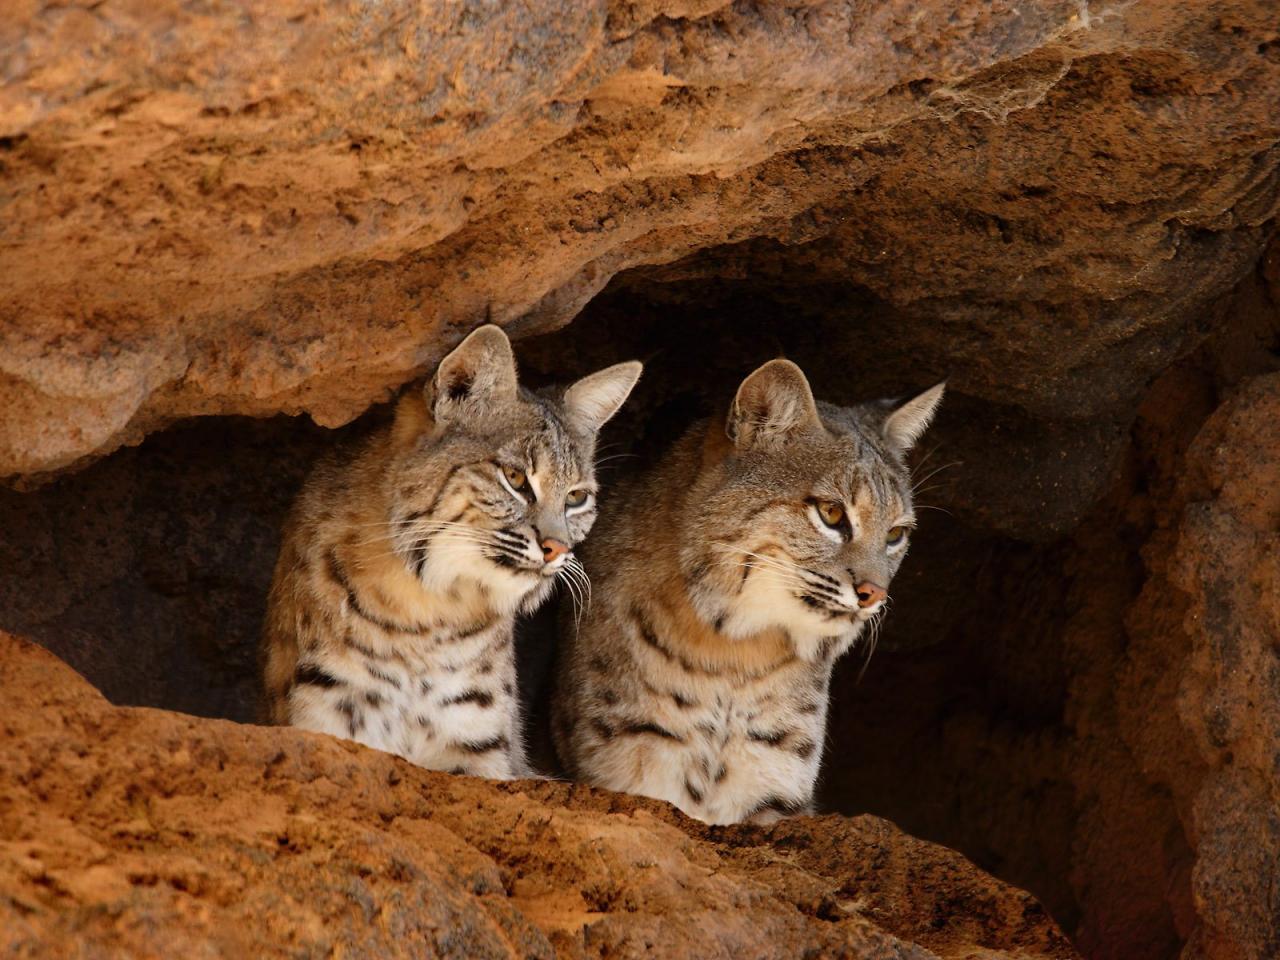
top-left (682, 359), bottom-right (943, 647)
top-left (383, 326), bottom-right (641, 616)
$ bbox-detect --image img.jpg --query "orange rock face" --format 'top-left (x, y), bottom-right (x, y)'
top-left (2, 0), bottom-right (1279, 479)
top-left (0, 632), bottom-right (1077, 959)
top-left (2, 2), bottom-right (1279, 958)
top-left (1117, 372), bottom-right (1280, 960)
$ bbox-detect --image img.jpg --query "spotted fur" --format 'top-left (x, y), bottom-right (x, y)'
top-left (263, 325), bottom-right (640, 778)
top-left (552, 359), bottom-right (942, 821)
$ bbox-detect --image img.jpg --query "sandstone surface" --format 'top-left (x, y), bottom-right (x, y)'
top-left (3, 2), bottom-right (1280, 959)
top-left (1116, 371), bottom-right (1280, 960)
top-left (3, 0), bottom-right (1279, 528)
top-left (0, 631), bottom-right (1077, 960)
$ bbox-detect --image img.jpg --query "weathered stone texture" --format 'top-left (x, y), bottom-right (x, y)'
top-left (1120, 372), bottom-right (1280, 960)
top-left (2, 0), bottom-right (1278, 491)
top-left (0, 631), bottom-right (1077, 960)
top-left (2, 3), bottom-right (1280, 959)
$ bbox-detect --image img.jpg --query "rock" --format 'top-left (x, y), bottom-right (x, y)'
top-left (0, 415), bottom-right (336, 722)
top-left (817, 360), bottom-right (1280, 960)
top-left (1117, 371), bottom-right (1280, 960)
top-left (0, 234), bottom-right (1275, 960)
top-left (2, 0), bottom-right (1278, 491)
top-left (2, 2), bottom-right (1280, 958)
top-left (0, 631), bottom-right (1077, 959)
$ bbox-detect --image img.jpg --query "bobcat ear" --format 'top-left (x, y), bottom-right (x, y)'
top-left (727, 358), bottom-right (822, 448)
top-left (882, 382), bottom-right (945, 451)
top-left (562, 361), bottom-right (643, 434)
top-left (429, 325), bottom-right (519, 423)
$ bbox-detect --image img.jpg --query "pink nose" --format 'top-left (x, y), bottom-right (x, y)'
top-left (855, 581), bottom-right (887, 608)
top-left (541, 539), bottom-right (569, 563)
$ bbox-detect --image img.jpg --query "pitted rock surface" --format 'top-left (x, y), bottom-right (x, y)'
top-left (0, 631), bottom-right (1077, 960)
top-left (2, 0), bottom-right (1278, 499)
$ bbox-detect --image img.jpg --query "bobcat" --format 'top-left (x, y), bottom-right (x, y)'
top-left (262, 325), bottom-right (641, 778)
top-left (551, 358), bottom-right (942, 823)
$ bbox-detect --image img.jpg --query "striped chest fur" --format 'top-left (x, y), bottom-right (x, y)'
top-left (261, 325), bottom-right (640, 778)
top-left (274, 530), bottom-right (525, 776)
top-left (555, 584), bottom-right (842, 823)
top-left (553, 358), bottom-right (942, 822)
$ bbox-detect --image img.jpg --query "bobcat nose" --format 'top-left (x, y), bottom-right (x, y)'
top-left (855, 581), bottom-right (887, 608)
top-left (541, 538), bottom-right (570, 563)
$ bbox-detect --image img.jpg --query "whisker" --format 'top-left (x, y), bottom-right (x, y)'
top-left (735, 557), bottom-right (809, 586)
top-left (393, 531), bottom-right (498, 547)
top-left (857, 610), bottom-right (883, 682)
top-left (352, 530), bottom-right (496, 548)
top-left (710, 542), bottom-right (859, 613)
top-left (913, 504), bottom-right (954, 517)
top-left (911, 483), bottom-right (952, 498)
top-left (564, 557), bottom-right (593, 613)
top-left (353, 530), bottom-right (512, 561)
top-left (347, 521), bottom-right (477, 542)
top-left (346, 517), bottom-right (498, 531)
top-left (750, 569), bottom-right (814, 594)
top-left (741, 563), bottom-right (820, 596)
top-left (711, 547), bottom-right (788, 578)
top-left (571, 575), bottom-right (587, 628)
top-left (558, 565), bottom-right (585, 628)
top-left (912, 441), bottom-right (945, 471)
top-left (346, 519), bottom-right (435, 529)
top-left (576, 561), bottom-right (594, 611)
top-left (353, 547), bottom-right (465, 564)
top-left (912, 460), bottom-right (962, 492)
top-left (710, 545), bottom-right (815, 593)
top-left (734, 552), bottom-right (812, 584)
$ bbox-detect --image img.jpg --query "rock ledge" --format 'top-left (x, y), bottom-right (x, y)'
top-left (0, 631), bottom-right (1075, 959)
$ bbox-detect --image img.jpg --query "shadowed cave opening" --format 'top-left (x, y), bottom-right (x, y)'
top-left (1, 241), bottom-right (1276, 959)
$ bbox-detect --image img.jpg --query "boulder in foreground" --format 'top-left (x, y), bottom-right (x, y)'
top-left (0, 632), bottom-right (1075, 959)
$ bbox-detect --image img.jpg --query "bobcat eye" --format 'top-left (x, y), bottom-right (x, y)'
top-left (565, 488), bottom-right (590, 508)
top-left (502, 466), bottom-right (530, 492)
top-left (886, 526), bottom-right (908, 546)
top-left (816, 501), bottom-right (845, 528)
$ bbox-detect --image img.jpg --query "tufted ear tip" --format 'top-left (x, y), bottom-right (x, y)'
top-left (562, 360), bottom-right (643, 434)
top-left (616, 359), bottom-right (644, 380)
top-left (882, 382), bottom-right (944, 451)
